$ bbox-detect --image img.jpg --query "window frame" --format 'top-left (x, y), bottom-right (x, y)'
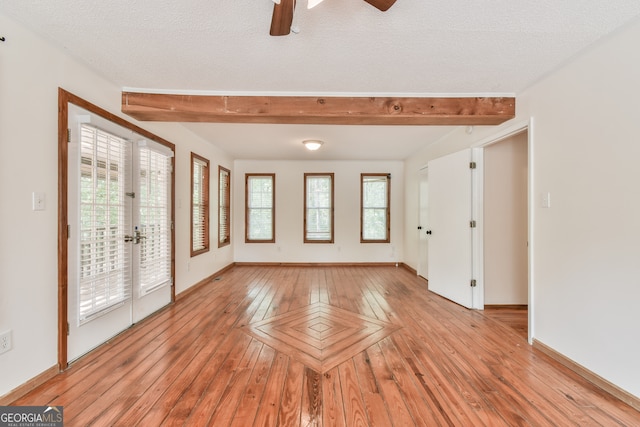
top-left (303, 172), bottom-right (335, 244)
top-left (360, 173), bottom-right (391, 243)
top-left (218, 165), bottom-right (231, 248)
top-left (191, 152), bottom-right (210, 257)
top-left (245, 173), bottom-right (276, 243)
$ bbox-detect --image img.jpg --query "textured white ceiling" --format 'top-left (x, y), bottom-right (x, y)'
top-left (2, 0), bottom-right (640, 159)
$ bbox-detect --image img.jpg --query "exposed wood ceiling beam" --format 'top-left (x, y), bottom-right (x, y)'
top-left (363, 0), bottom-right (397, 12)
top-left (122, 92), bottom-right (515, 126)
top-left (270, 0), bottom-right (295, 36)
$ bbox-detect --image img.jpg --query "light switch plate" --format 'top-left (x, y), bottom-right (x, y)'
top-left (541, 192), bottom-right (551, 208)
top-left (32, 192), bottom-right (46, 211)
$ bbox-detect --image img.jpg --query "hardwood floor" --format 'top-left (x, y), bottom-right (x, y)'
top-left (483, 305), bottom-right (528, 341)
top-left (12, 266), bottom-right (640, 426)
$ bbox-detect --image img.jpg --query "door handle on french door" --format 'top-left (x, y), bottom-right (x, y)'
top-left (134, 229), bottom-right (146, 244)
top-left (124, 232), bottom-right (145, 244)
top-left (426, 230), bottom-right (432, 235)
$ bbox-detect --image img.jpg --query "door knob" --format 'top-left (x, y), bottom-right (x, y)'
top-left (133, 229), bottom-right (146, 244)
top-left (125, 230), bottom-right (146, 244)
top-left (426, 230), bottom-right (432, 235)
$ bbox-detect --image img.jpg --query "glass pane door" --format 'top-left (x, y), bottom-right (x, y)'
top-left (132, 142), bottom-right (173, 323)
top-left (68, 113), bottom-right (134, 362)
top-left (67, 105), bottom-right (172, 361)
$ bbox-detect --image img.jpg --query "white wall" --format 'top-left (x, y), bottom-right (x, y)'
top-left (234, 160), bottom-right (404, 263)
top-left (525, 19), bottom-right (640, 398)
top-left (404, 18), bottom-right (640, 398)
top-left (0, 13), bottom-right (232, 397)
top-left (174, 138), bottom-right (233, 295)
top-left (484, 133), bottom-right (528, 305)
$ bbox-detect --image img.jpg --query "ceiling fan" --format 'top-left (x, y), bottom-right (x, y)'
top-left (270, 0), bottom-right (397, 36)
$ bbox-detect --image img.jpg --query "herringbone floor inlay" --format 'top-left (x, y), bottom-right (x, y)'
top-left (242, 302), bottom-right (401, 373)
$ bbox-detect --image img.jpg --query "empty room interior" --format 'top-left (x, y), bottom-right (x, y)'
top-left (1, 1), bottom-right (640, 425)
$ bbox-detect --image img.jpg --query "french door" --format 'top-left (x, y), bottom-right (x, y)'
top-left (67, 105), bottom-right (173, 361)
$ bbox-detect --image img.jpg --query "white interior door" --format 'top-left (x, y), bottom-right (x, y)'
top-left (427, 149), bottom-right (474, 308)
top-left (67, 106), bottom-right (172, 361)
top-left (417, 167), bottom-right (429, 279)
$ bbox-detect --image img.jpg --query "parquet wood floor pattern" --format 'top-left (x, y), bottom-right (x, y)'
top-left (12, 266), bottom-right (640, 426)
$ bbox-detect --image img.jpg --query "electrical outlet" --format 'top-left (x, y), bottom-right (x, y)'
top-left (0, 330), bottom-right (12, 354)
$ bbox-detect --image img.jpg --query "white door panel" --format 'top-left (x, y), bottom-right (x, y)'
top-left (68, 105), bottom-right (172, 361)
top-left (417, 167), bottom-right (429, 279)
top-left (427, 149), bottom-right (473, 308)
top-left (132, 142), bottom-right (173, 322)
top-left (67, 111), bottom-right (134, 361)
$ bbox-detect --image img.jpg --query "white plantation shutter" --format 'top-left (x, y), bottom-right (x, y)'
top-left (78, 124), bottom-right (131, 323)
top-left (192, 154), bottom-right (209, 254)
top-left (138, 143), bottom-right (172, 296)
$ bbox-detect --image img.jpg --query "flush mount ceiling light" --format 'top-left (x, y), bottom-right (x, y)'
top-left (303, 140), bottom-right (324, 151)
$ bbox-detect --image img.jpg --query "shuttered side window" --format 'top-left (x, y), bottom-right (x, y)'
top-left (78, 124), bottom-right (131, 323)
top-left (191, 153), bottom-right (210, 256)
top-left (304, 173), bottom-right (334, 243)
top-left (219, 166), bottom-right (231, 247)
top-left (361, 173), bottom-right (390, 243)
top-left (245, 174), bottom-right (275, 243)
top-left (138, 142), bottom-right (173, 295)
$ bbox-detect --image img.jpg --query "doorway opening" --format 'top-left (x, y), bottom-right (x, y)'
top-left (58, 89), bottom-right (176, 369)
top-left (417, 121), bottom-right (532, 341)
top-left (481, 127), bottom-right (530, 341)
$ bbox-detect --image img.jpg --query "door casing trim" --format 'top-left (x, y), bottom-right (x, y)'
top-left (58, 88), bottom-right (176, 370)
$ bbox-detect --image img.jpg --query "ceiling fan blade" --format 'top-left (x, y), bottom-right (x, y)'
top-left (270, 0), bottom-right (296, 36)
top-left (363, 0), bottom-right (396, 12)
